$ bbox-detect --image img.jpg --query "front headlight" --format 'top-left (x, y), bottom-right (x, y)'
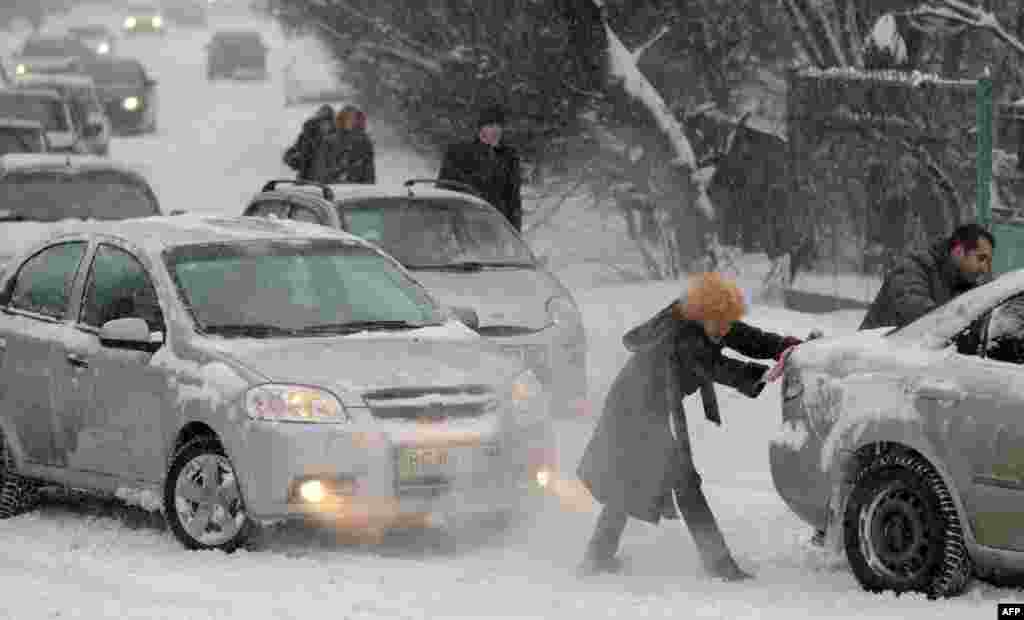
top-left (124, 16), bottom-right (137, 28)
top-left (546, 296), bottom-right (579, 328)
top-left (152, 16), bottom-right (163, 28)
top-left (510, 370), bottom-right (546, 422)
top-left (244, 384), bottom-right (348, 423)
top-left (123, 96), bottom-right (140, 111)
top-left (97, 42), bottom-right (110, 54)
top-left (15, 64), bottom-right (26, 75)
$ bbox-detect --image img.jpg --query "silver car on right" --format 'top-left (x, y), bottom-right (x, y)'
top-left (771, 270), bottom-right (1024, 598)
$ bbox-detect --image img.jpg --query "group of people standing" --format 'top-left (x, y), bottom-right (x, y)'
top-left (282, 102), bottom-right (524, 233)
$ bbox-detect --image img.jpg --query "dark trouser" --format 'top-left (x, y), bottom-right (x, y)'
top-left (584, 411), bottom-right (735, 570)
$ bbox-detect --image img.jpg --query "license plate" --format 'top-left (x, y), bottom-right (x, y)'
top-left (397, 447), bottom-right (452, 480)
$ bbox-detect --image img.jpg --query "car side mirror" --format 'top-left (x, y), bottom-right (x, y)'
top-left (99, 317), bottom-right (162, 349)
top-left (448, 306), bottom-right (479, 330)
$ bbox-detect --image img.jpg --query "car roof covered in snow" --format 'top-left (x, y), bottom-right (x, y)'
top-left (267, 180), bottom-right (494, 210)
top-left (0, 153), bottom-right (150, 180)
top-left (0, 118), bottom-right (44, 130)
top-left (12, 73), bottom-right (96, 89)
top-left (33, 215), bottom-right (372, 252)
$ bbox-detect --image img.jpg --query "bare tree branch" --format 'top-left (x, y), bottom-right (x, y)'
top-left (780, 0), bottom-right (828, 67)
top-left (632, 25), bottom-right (671, 61)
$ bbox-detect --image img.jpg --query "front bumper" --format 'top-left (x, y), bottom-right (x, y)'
top-left (488, 325), bottom-right (588, 417)
top-left (233, 416), bottom-right (556, 526)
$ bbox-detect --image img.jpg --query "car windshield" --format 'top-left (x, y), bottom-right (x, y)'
top-left (83, 60), bottom-right (143, 86)
top-left (339, 198), bottom-right (535, 268)
top-left (165, 240), bottom-right (445, 335)
top-left (0, 171), bottom-right (159, 221)
top-left (0, 127), bottom-right (45, 154)
top-left (0, 92), bottom-right (68, 132)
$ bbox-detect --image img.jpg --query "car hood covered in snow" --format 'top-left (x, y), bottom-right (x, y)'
top-left (200, 326), bottom-right (525, 400)
top-left (408, 268), bottom-right (568, 331)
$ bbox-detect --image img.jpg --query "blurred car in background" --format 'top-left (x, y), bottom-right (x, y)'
top-left (122, 4), bottom-right (166, 36)
top-left (162, 0), bottom-right (208, 26)
top-left (0, 88), bottom-right (81, 153)
top-left (0, 153), bottom-right (166, 268)
top-left (12, 56), bottom-right (85, 79)
top-left (243, 178), bottom-right (589, 418)
top-left (206, 30), bottom-right (269, 81)
top-left (82, 57), bottom-right (158, 135)
top-left (67, 25), bottom-right (118, 57)
top-left (11, 74), bottom-right (111, 156)
top-left (0, 119), bottom-right (48, 155)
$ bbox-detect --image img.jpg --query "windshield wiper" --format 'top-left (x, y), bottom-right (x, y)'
top-left (202, 324), bottom-right (300, 337)
top-left (406, 260), bottom-right (533, 271)
top-left (298, 320), bottom-right (437, 334)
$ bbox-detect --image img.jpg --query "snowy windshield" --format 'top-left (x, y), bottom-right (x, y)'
top-left (339, 198), bottom-right (535, 267)
top-left (0, 92), bottom-right (68, 132)
top-left (0, 172), bottom-right (159, 221)
top-left (165, 240), bottom-right (445, 335)
top-left (0, 127), bottom-right (45, 154)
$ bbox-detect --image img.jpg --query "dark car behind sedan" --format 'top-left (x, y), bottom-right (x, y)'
top-left (82, 57), bottom-right (158, 134)
top-left (206, 30), bottom-right (268, 80)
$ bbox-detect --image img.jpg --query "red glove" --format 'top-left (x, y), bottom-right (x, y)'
top-left (777, 336), bottom-right (802, 360)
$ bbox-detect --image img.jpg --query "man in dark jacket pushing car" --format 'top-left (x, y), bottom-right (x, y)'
top-left (576, 272), bottom-right (810, 580)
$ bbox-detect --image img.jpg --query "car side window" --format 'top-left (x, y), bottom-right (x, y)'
top-left (80, 244), bottom-right (164, 333)
top-left (247, 200), bottom-right (289, 219)
top-left (985, 295), bottom-right (1024, 364)
top-left (8, 241), bottom-right (88, 318)
top-left (289, 204), bottom-right (323, 225)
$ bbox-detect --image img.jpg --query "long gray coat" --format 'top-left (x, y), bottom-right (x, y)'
top-left (577, 303), bottom-right (790, 524)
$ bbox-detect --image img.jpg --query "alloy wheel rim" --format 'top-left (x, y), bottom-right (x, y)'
top-left (174, 453), bottom-right (246, 546)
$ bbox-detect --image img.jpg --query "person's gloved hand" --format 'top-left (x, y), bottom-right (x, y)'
top-left (777, 336), bottom-right (802, 360)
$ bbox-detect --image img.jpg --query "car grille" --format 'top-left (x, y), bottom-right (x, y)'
top-left (363, 385), bottom-right (496, 421)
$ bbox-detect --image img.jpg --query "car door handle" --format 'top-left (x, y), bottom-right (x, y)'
top-left (66, 353), bottom-right (89, 369)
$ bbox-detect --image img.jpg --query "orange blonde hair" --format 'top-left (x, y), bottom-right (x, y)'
top-left (672, 272), bottom-right (747, 324)
top-left (336, 106), bottom-right (366, 131)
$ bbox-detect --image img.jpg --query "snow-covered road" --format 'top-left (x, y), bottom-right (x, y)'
top-left (0, 6), bottom-right (1021, 619)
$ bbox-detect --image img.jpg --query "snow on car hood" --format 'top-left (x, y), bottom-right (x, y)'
top-left (408, 268), bottom-right (565, 330)
top-left (788, 326), bottom-right (941, 376)
top-left (200, 328), bottom-right (523, 398)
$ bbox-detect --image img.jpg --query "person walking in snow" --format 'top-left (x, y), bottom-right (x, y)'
top-left (438, 103), bottom-right (523, 232)
top-left (307, 104), bottom-right (376, 184)
top-left (859, 223), bottom-right (995, 332)
top-left (576, 272), bottom-right (806, 580)
top-left (283, 104), bottom-right (335, 181)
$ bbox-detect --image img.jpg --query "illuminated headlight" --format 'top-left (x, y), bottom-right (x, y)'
top-left (244, 384), bottom-right (348, 423)
top-left (123, 96), bottom-right (140, 111)
top-left (124, 16), bottom-right (137, 28)
top-left (152, 16), bottom-right (163, 28)
top-left (546, 295), bottom-right (579, 327)
top-left (15, 64), bottom-right (26, 75)
top-left (97, 42), bottom-right (110, 54)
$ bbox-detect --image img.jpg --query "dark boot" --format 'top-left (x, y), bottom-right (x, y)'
top-left (671, 487), bottom-right (754, 581)
top-left (578, 505), bottom-right (628, 577)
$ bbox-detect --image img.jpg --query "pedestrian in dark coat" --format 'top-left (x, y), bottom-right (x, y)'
top-left (307, 105), bottom-right (376, 184)
top-left (859, 223), bottom-right (994, 331)
top-left (283, 104), bottom-right (335, 181)
top-left (438, 104), bottom-right (523, 232)
top-left (576, 272), bottom-right (804, 580)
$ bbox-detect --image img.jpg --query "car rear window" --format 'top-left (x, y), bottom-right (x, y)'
top-left (0, 170), bottom-right (160, 221)
top-left (0, 92), bottom-right (68, 132)
top-left (0, 127), bottom-right (45, 154)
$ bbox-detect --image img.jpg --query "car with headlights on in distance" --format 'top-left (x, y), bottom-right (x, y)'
top-left (769, 270), bottom-right (1024, 598)
top-left (206, 30), bottom-right (269, 80)
top-left (67, 25), bottom-right (118, 57)
top-left (0, 214), bottom-right (555, 551)
top-left (243, 178), bottom-right (589, 418)
top-left (122, 4), bottom-right (166, 35)
top-left (82, 57), bottom-right (157, 135)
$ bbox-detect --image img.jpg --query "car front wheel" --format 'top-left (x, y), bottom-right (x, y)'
top-left (164, 436), bottom-right (254, 551)
top-left (0, 430), bottom-right (39, 518)
top-left (843, 452), bottom-right (971, 598)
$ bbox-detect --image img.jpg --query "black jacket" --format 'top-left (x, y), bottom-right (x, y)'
top-left (859, 240), bottom-right (974, 331)
top-left (308, 128), bottom-right (375, 184)
top-left (283, 108), bottom-right (334, 180)
top-left (439, 139), bottom-right (522, 231)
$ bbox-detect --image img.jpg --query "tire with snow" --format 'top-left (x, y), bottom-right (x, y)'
top-left (164, 436), bottom-right (254, 552)
top-left (843, 452), bottom-right (971, 598)
top-left (0, 430), bottom-right (39, 518)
